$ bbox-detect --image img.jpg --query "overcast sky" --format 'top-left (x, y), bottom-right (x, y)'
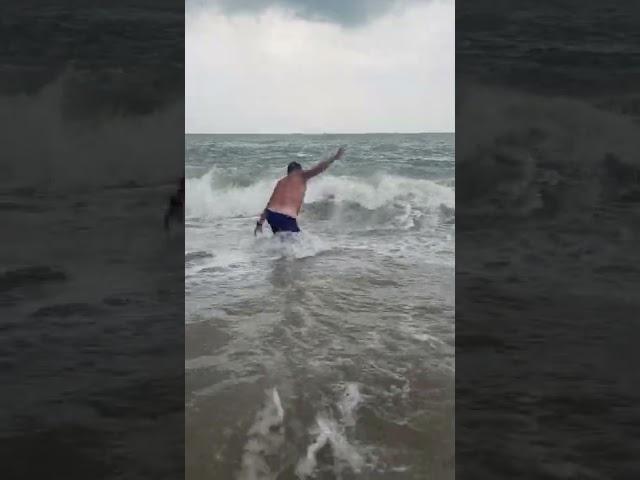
top-left (186, 0), bottom-right (454, 133)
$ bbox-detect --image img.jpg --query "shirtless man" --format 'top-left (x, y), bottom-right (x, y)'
top-left (255, 147), bottom-right (345, 235)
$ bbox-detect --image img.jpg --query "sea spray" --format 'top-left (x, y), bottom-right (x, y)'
top-left (186, 169), bottom-right (454, 221)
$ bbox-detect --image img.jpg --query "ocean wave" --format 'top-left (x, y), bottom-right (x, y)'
top-left (185, 168), bottom-right (455, 230)
top-left (0, 71), bottom-right (183, 191)
top-left (457, 84), bottom-right (640, 220)
top-left (0, 266), bottom-right (67, 292)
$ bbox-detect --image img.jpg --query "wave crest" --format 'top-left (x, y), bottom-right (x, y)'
top-left (457, 84), bottom-right (640, 219)
top-left (186, 169), bottom-right (454, 228)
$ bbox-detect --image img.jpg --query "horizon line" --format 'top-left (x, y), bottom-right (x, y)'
top-left (185, 131), bottom-right (455, 135)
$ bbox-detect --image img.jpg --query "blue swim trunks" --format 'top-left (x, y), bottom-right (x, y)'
top-left (266, 209), bottom-right (300, 233)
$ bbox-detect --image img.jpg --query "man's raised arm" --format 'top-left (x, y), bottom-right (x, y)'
top-left (302, 147), bottom-right (345, 180)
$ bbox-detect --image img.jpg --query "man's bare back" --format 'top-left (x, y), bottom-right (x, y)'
top-left (255, 147), bottom-right (345, 235)
top-left (267, 174), bottom-right (307, 218)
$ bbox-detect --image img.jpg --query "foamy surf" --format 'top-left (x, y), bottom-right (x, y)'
top-left (238, 389), bottom-right (285, 480)
top-left (296, 383), bottom-right (365, 479)
top-left (186, 168), bottom-right (454, 223)
top-left (338, 382), bottom-right (363, 428)
top-left (254, 230), bottom-right (331, 260)
top-left (186, 133), bottom-right (454, 479)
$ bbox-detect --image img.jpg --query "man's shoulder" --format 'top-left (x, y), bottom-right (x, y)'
top-left (277, 174), bottom-right (306, 186)
top-left (277, 176), bottom-right (298, 184)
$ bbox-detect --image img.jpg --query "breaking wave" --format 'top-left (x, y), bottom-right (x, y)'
top-left (186, 168), bottom-right (455, 230)
top-left (0, 71), bottom-right (183, 192)
top-left (457, 84), bottom-right (640, 220)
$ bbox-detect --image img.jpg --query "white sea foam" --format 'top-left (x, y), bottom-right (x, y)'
top-left (238, 388), bottom-right (285, 480)
top-left (295, 383), bottom-right (364, 479)
top-left (186, 168), bottom-right (454, 221)
top-left (295, 416), bottom-right (364, 479)
top-left (255, 230), bottom-right (331, 259)
top-left (337, 382), bottom-right (363, 427)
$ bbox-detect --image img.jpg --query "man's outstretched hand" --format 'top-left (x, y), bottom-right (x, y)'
top-left (332, 146), bottom-right (346, 161)
top-left (304, 146), bottom-right (347, 180)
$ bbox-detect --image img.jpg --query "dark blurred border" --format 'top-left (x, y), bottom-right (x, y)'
top-left (1, 1), bottom-right (184, 478)
top-left (456, 1), bottom-right (640, 478)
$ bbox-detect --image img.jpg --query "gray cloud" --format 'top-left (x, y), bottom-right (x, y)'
top-left (187, 0), bottom-right (433, 27)
top-left (186, 0), bottom-right (454, 133)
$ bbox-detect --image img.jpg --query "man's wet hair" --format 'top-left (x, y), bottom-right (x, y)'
top-left (287, 161), bottom-right (302, 174)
